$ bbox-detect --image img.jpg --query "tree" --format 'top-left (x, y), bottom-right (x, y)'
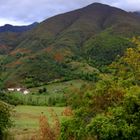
top-left (38, 87), bottom-right (48, 94)
top-left (0, 100), bottom-right (13, 138)
top-left (111, 37), bottom-right (140, 86)
top-left (86, 88), bottom-right (140, 140)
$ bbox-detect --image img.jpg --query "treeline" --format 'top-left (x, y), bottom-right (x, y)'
top-left (0, 91), bottom-right (67, 107)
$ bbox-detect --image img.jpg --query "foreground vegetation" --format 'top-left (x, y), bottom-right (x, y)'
top-left (0, 101), bottom-right (13, 139)
top-left (60, 37), bottom-right (140, 140)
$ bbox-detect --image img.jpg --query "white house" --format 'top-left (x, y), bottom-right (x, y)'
top-left (23, 90), bottom-right (29, 95)
top-left (7, 87), bottom-right (30, 95)
top-left (16, 88), bottom-right (22, 91)
top-left (20, 88), bottom-right (30, 95)
top-left (7, 88), bottom-right (15, 91)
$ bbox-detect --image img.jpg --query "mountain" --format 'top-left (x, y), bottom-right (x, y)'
top-left (133, 11), bottom-right (140, 17)
top-left (0, 22), bottom-right (39, 54)
top-left (0, 22), bottom-right (38, 33)
top-left (1, 3), bottom-right (140, 88)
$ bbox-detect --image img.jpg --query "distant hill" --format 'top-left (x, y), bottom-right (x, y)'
top-left (0, 22), bottom-right (38, 33)
top-left (0, 22), bottom-right (39, 54)
top-left (0, 2), bottom-right (140, 88)
top-left (133, 11), bottom-right (140, 17)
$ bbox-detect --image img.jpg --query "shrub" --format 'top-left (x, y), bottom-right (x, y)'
top-left (0, 100), bottom-right (13, 138)
top-left (33, 109), bottom-right (61, 140)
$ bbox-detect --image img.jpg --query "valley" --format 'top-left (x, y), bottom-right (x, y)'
top-left (0, 2), bottom-right (140, 140)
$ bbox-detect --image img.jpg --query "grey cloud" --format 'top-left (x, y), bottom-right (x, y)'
top-left (0, 0), bottom-right (140, 25)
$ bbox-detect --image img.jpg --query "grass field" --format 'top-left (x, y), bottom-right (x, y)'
top-left (6, 80), bottom-right (91, 139)
top-left (8, 105), bottom-right (66, 140)
top-left (30, 79), bottom-right (88, 93)
top-left (7, 79), bottom-right (90, 106)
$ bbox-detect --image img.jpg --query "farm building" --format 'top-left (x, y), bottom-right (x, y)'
top-left (7, 87), bottom-right (30, 95)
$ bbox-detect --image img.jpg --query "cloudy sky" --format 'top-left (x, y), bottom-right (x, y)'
top-left (0, 0), bottom-right (140, 26)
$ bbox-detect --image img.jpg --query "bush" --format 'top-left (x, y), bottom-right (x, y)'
top-left (38, 87), bottom-right (48, 94)
top-left (0, 101), bottom-right (13, 138)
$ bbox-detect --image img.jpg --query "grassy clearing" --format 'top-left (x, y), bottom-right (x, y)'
top-left (30, 79), bottom-right (88, 93)
top-left (13, 105), bottom-right (66, 128)
top-left (7, 79), bottom-right (90, 106)
top-left (8, 105), bottom-right (66, 140)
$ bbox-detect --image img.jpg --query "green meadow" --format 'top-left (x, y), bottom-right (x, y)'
top-left (8, 105), bottom-right (66, 140)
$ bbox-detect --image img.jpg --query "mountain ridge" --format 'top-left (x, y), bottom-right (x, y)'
top-left (0, 22), bottom-right (38, 33)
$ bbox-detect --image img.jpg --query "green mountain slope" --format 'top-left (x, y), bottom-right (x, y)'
top-left (0, 3), bottom-right (140, 88)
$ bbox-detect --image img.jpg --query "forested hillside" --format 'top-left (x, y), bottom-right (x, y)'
top-left (0, 3), bottom-right (140, 88)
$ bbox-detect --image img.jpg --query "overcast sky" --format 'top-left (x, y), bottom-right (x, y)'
top-left (0, 0), bottom-right (140, 26)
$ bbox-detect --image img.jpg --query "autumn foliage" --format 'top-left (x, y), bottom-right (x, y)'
top-left (61, 107), bottom-right (73, 116)
top-left (10, 48), bottom-right (31, 56)
top-left (6, 60), bottom-right (23, 68)
top-left (44, 46), bottom-right (53, 53)
top-left (32, 109), bottom-right (61, 140)
top-left (54, 53), bottom-right (64, 62)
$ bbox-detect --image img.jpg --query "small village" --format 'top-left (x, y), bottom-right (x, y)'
top-left (7, 87), bottom-right (30, 95)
